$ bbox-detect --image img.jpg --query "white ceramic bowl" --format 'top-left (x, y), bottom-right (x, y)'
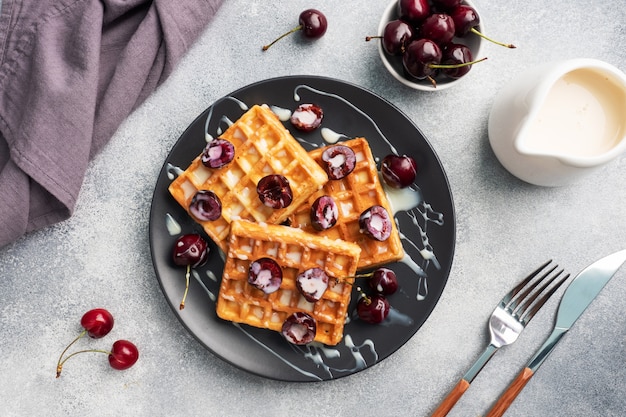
top-left (377, 0), bottom-right (485, 91)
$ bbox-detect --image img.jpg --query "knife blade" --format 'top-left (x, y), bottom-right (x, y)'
top-left (485, 249), bottom-right (626, 417)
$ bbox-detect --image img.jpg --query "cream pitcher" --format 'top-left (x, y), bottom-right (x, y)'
top-left (488, 58), bottom-right (626, 186)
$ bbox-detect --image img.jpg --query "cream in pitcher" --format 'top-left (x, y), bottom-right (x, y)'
top-left (488, 59), bottom-right (626, 186)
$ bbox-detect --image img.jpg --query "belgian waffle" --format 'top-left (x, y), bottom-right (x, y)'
top-left (168, 105), bottom-right (329, 253)
top-left (216, 219), bottom-right (361, 346)
top-left (287, 137), bottom-right (404, 270)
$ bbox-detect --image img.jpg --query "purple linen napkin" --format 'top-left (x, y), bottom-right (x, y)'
top-left (0, 0), bottom-right (222, 248)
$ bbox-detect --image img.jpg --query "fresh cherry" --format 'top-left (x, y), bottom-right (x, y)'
top-left (282, 312), bottom-right (317, 345)
top-left (248, 257), bottom-right (283, 294)
top-left (172, 234), bottom-right (209, 268)
top-left (369, 267), bottom-right (399, 295)
top-left (381, 154), bottom-right (417, 188)
top-left (296, 267), bottom-right (330, 302)
top-left (321, 144), bottom-right (356, 180)
top-left (257, 174), bottom-right (293, 209)
top-left (56, 308), bottom-right (115, 376)
top-left (402, 38), bottom-right (442, 87)
top-left (201, 138), bottom-right (235, 169)
top-left (310, 195), bottom-right (338, 231)
top-left (356, 291), bottom-right (390, 324)
top-left (366, 19), bottom-right (415, 56)
top-left (359, 205), bottom-right (393, 241)
top-left (55, 309), bottom-right (139, 378)
top-left (262, 9), bottom-right (327, 51)
top-left (397, 0), bottom-right (430, 23)
top-left (290, 103), bottom-right (323, 131)
top-left (172, 233), bottom-right (209, 309)
top-left (420, 13), bottom-right (456, 45)
top-left (80, 308), bottom-right (115, 339)
top-left (450, 5), bottom-right (516, 48)
top-left (108, 340), bottom-right (140, 371)
top-left (189, 190), bottom-right (222, 221)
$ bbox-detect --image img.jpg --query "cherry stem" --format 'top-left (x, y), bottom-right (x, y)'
top-left (56, 348), bottom-right (112, 378)
top-left (262, 25), bottom-right (303, 51)
top-left (470, 28), bottom-right (516, 48)
top-left (356, 286), bottom-right (372, 305)
top-left (333, 270), bottom-right (378, 286)
top-left (180, 264), bottom-right (191, 310)
top-left (430, 56), bottom-right (488, 69)
top-left (365, 36), bottom-right (382, 42)
top-left (55, 329), bottom-right (87, 377)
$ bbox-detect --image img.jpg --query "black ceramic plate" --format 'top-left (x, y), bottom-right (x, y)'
top-left (149, 76), bottom-right (455, 382)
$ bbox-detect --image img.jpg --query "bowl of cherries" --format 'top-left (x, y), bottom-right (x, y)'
top-left (373, 0), bottom-right (515, 90)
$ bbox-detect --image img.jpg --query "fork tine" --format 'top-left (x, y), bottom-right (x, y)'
top-left (518, 270), bottom-right (570, 324)
top-left (508, 263), bottom-right (559, 312)
top-left (500, 259), bottom-right (552, 306)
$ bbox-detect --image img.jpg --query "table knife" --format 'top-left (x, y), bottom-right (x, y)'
top-left (485, 249), bottom-right (626, 417)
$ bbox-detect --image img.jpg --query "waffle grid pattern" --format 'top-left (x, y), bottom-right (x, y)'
top-left (168, 105), bottom-right (328, 252)
top-left (216, 220), bottom-right (361, 346)
top-left (288, 137), bottom-right (404, 270)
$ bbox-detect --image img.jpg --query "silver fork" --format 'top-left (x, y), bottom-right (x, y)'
top-left (430, 260), bottom-right (570, 417)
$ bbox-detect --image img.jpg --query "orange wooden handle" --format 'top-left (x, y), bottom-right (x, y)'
top-left (485, 367), bottom-right (535, 417)
top-left (430, 379), bottom-right (470, 417)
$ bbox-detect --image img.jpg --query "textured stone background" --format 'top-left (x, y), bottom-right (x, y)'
top-left (1, 1), bottom-right (625, 416)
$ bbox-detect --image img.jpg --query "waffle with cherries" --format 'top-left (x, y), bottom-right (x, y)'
top-left (168, 104), bottom-right (329, 253)
top-left (216, 220), bottom-right (361, 346)
top-left (287, 137), bottom-right (404, 270)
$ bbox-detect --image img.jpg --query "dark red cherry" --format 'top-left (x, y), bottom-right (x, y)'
top-left (262, 9), bottom-right (327, 51)
top-left (108, 340), bottom-right (139, 371)
top-left (201, 138), bottom-right (235, 169)
top-left (369, 268), bottom-right (399, 295)
top-left (374, 19), bottom-right (415, 55)
top-left (282, 312), bottom-right (317, 345)
top-left (189, 190), bottom-right (222, 221)
top-left (321, 145), bottom-right (356, 180)
top-left (357, 294), bottom-right (390, 324)
top-left (172, 234), bottom-right (209, 268)
top-left (257, 174), bottom-right (293, 209)
top-left (381, 154), bottom-right (417, 188)
top-left (420, 13), bottom-right (456, 45)
top-left (402, 39), bottom-right (442, 84)
top-left (310, 195), bottom-right (338, 231)
top-left (440, 43), bottom-right (474, 78)
top-left (359, 205), bottom-right (393, 241)
top-left (80, 308), bottom-right (114, 339)
top-left (397, 0), bottom-right (430, 23)
top-left (296, 267), bottom-right (329, 302)
top-left (290, 103), bottom-right (323, 132)
top-left (299, 9), bottom-right (328, 38)
top-left (248, 257), bottom-right (283, 294)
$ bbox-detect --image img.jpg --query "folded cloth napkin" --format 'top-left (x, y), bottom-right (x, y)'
top-left (0, 0), bottom-right (222, 248)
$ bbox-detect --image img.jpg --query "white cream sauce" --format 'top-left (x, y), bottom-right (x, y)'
top-left (524, 68), bottom-right (626, 157)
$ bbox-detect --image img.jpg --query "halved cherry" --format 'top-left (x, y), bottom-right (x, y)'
top-left (296, 267), bottom-right (329, 302)
top-left (359, 205), bottom-right (393, 241)
top-left (248, 257), bottom-right (283, 294)
top-left (290, 104), bottom-right (323, 132)
top-left (257, 174), bottom-right (293, 209)
top-left (282, 312), bottom-right (317, 345)
top-left (321, 145), bottom-right (356, 180)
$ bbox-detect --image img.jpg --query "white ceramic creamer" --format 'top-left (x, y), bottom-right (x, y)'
top-left (488, 59), bottom-right (626, 186)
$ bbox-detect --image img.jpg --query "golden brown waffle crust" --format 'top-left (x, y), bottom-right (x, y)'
top-left (216, 220), bottom-right (361, 346)
top-left (168, 105), bottom-right (328, 253)
top-left (288, 137), bottom-right (404, 270)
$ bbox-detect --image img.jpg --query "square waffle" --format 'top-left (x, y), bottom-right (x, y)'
top-left (216, 219), bottom-right (361, 346)
top-left (168, 104), bottom-right (329, 253)
top-left (287, 137), bottom-right (404, 270)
